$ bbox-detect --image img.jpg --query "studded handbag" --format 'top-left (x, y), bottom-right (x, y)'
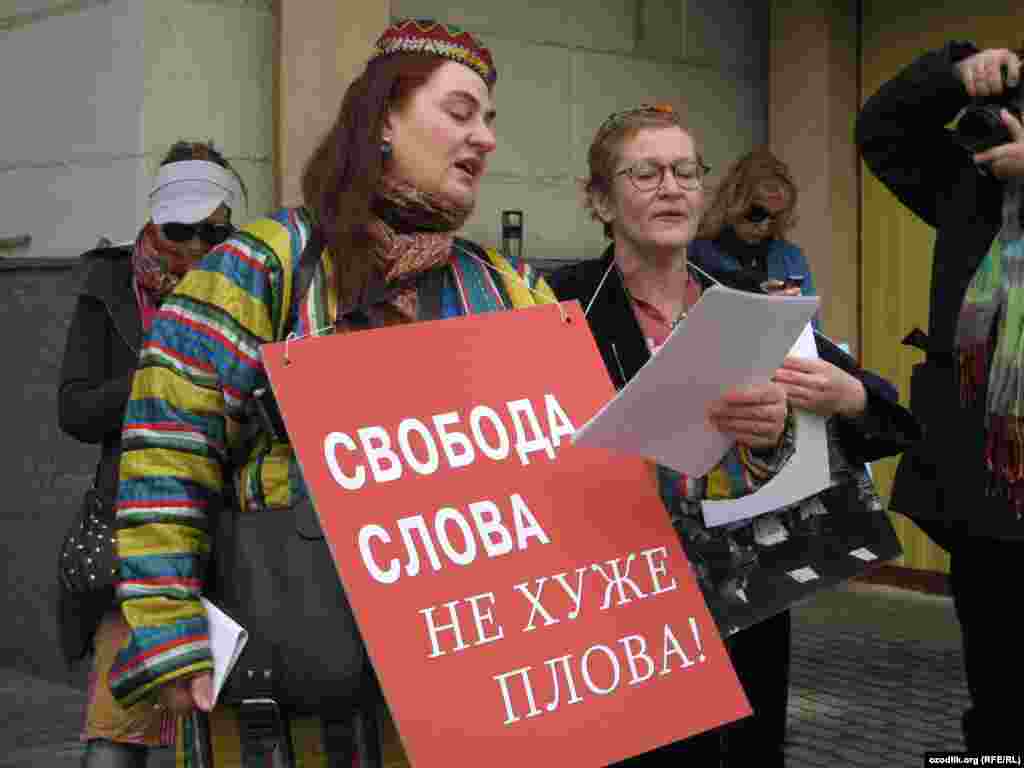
top-left (58, 487), bottom-right (118, 595)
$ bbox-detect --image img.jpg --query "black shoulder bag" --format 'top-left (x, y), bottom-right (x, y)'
top-left (207, 228), bottom-right (446, 762)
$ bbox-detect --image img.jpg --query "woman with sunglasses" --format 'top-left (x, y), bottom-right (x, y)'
top-left (548, 108), bottom-right (918, 767)
top-left (692, 147), bottom-right (814, 302)
top-left (57, 140), bottom-right (245, 768)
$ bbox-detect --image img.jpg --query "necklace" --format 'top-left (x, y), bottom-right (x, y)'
top-left (588, 258), bottom-right (695, 331)
top-left (671, 300), bottom-right (688, 328)
top-left (668, 273), bottom-right (697, 329)
top-left (585, 254), bottom-right (699, 330)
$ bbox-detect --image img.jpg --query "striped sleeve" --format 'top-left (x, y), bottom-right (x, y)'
top-left (111, 208), bottom-right (308, 707)
top-left (704, 409), bottom-right (797, 500)
top-left (485, 247), bottom-right (557, 308)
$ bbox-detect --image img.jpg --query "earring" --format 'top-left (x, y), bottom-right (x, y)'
top-left (381, 139), bottom-right (392, 160)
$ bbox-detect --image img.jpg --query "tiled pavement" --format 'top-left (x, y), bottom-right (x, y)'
top-left (0, 667), bottom-right (175, 768)
top-left (1, 582), bottom-right (966, 767)
top-left (787, 621), bottom-right (966, 767)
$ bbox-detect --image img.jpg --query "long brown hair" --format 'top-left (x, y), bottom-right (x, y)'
top-left (582, 105), bottom-right (696, 239)
top-left (697, 147), bottom-right (798, 240)
top-left (301, 53), bottom-right (446, 308)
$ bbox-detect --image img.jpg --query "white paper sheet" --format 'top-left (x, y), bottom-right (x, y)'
top-left (701, 323), bottom-right (832, 527)
top-left (201, 597), bottom-right (248, 706)
top-left (572, 285), bottom-right (819, 478)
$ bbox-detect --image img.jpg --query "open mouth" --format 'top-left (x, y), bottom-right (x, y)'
top-left (454, 158), bottom-right (482, 180)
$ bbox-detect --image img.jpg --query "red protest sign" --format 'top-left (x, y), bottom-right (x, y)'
top-left (262, 301), bottom-right (749, 767)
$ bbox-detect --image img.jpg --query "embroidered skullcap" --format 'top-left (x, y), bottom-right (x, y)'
top-left (372, 18), bottom-right (497, 87)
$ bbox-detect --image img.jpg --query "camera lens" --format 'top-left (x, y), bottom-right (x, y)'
top-left (956, 106), bottom-right (1013, 154)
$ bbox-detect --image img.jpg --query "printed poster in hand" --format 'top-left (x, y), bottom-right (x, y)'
top-left (262, 301), bottom-right (749, 768)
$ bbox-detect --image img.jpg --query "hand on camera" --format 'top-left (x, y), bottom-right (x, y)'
top-left (772, 356), bottom-right (867, 419)
top-left (955, 48), bottom-right (1020, 99)
top-left (708, 381), bottom-right (788, 449)
top-left (973, 109), bottom-right (1024, 180)
top-left (156, 670), bottom-right (214, 716)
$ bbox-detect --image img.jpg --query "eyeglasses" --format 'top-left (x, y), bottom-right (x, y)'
top-left (162, 220), bottom-right (235, 246)
top-left (596, 103), bottom-right (677, 138)
top-left (744, 204), bottom-right (779, 225)
top-left (614, 158), bottom-right (711, 192)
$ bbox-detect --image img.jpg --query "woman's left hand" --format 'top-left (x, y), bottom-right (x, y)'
top-left (761, 279), bottom-right (802, 297)
top-left (708, 382), bottom-right (788, 449)
top-left (772, 356), bottom-right (866, 418)
top-left (973, 109), bottom-right (1024, 180)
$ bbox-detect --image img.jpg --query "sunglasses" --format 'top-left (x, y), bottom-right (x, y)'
top-left (162, 220), bottom-right (235, 245)
top-left (745, 204), bottom-right (778, 225)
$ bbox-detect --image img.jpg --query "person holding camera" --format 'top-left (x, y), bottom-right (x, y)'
top-left (857, 42), bottom-right (1024, 751)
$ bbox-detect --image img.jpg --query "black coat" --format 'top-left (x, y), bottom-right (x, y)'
top-left (857, 41), bottom-right (1023, 543)
top-left (546, 248), bottom-right (920, 467)
top-left (56, 246), bottom-right (141, 662)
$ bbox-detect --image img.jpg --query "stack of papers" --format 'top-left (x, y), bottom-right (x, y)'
top-left (572, 285), bottom-right (826, 525)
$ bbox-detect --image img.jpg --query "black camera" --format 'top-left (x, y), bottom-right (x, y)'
top-left (955, 60), bottom-right (1023, 155)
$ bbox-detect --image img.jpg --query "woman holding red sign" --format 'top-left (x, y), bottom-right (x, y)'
top-left (110, 19), bottom-right (556, 768)
top-left (547, 105), bottom-right (919, 767)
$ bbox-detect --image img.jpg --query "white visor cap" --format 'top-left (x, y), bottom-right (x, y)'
top-left (149, 160), bottom-right (245, 225)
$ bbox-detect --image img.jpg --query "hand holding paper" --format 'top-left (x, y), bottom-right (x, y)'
top-left (156, 671), bottom-right (213, 715)
top-left (572, 284), bottom-right (819, 477)
top-left (702, 323), bottom-right (831, 527)
top-left (707, 381), bottom-right (789, 449)
top-left (773, 356), bottom-right (867, 419)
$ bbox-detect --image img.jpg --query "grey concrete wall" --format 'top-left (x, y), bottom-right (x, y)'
top-left (391, 0), bottom-right (769, 264)
top-left (1, 263), bottom-right (95, 683)
top-left (0, 0), bottom-right (275, 262)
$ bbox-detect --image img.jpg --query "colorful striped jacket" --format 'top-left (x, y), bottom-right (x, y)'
top-left (111, 206), bottom-right (555, 707)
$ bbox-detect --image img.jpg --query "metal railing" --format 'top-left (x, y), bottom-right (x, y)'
top-left (0, 233), bottom-right (84, 272)
top-left (0, 234), bottom-right (31, 251)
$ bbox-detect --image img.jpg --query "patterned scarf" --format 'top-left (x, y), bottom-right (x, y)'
top-left (364, 175), bottom-right (472, 319)
top-left (955, 176), bottom-right (1024, 511)
top-left (131, 221), bottom-right (203, 330)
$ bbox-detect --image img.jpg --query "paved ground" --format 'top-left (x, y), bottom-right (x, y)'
top-left (787, 622), bottom-right (966, 766)
top-left (0, 666), bottom-right (174, 768)
top-left (1, 582), bottom-right (967, 767)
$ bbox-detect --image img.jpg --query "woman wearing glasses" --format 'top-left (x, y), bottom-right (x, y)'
top-left (57, 140), bottom-right (244, 768)
top-left (548, 106), bottom-right (792, 764)
top-left (549, 104), bottom-right (790, 457)
top-left (548, 108), bottom-right (918, 766)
